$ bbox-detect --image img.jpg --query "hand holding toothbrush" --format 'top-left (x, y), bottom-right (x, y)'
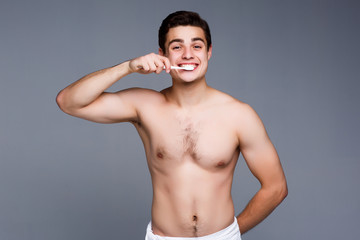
top-left (128, 53), bottom-right (195, 75)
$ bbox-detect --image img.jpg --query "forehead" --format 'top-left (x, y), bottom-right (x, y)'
top-left (166, 26), bottom-right (206, 45)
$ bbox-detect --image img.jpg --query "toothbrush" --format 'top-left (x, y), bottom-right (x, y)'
top-left (163, 65), bottom-right (195, 71)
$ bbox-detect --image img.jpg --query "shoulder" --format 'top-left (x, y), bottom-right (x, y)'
top-left (222, 97), bottom-right (267, 145)
top-left (209, 89), bottom-right (263, 131)
top-left (209, 88), bottom-right (254, 116)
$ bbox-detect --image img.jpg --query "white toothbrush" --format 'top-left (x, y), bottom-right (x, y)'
top-left (163, 65), bottom-right (195, 71)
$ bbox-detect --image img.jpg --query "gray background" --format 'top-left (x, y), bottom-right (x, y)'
top-left (1, 0), bottom-right (359, 239)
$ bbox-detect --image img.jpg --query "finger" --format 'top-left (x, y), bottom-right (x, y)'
top-left (155, 65), bottom-right (164, 74)
top-left (154, 58), bottom-right (165, 74)
top-left (141, 62), bottom-right (150, 72)
top-left (143, 55), bottom-right (156, 72)
top-left (132, 56), bottom-right (148, 73)
top-left (149, 61), bottom-right (158, 72)
top-left (161, 57), bottom-right (171, 73)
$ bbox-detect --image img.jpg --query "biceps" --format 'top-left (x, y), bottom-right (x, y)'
top-left (237, 104), bottom-right (286, 187)
top-left (242, 140), bottom-right (285, 187)
top-left (73, 92), bottom-right (138, 123)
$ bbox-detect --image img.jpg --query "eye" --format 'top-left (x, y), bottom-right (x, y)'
top-left (172, 45), bottom-right (181, 50)
top-left (194, 45), bottom-right (202, 50)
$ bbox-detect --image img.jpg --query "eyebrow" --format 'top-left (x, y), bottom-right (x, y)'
top-left (168, 37), bottom-right (205, 46)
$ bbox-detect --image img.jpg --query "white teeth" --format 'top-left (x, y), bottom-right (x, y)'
top-left (179, 64), bottom-right (196, 70)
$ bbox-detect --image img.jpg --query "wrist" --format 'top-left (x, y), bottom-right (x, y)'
top-left (112, 60), bottom-right (133, 77)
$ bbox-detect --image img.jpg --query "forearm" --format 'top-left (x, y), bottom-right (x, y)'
top-left (236, 184), bottom-right (287, 234)
top-left (57, 61), bottom-right (131, 112)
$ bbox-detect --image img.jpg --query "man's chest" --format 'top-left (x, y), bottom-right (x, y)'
top-left (137, 106), bottom-right (240, 168)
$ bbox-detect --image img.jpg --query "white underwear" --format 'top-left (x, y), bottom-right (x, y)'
top-left (145, 217), bottom-right (241, 240)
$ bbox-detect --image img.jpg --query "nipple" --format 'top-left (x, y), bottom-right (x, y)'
top-left (217, 161), bottom-right (225, 167)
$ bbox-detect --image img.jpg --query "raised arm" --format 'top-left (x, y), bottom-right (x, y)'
top-left (56, 53), bottom-right (171, 123)
top-left (236, 104), bottom-right (288, 234)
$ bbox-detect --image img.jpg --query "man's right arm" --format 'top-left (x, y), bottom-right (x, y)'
top-left (56, 53), bottom-right (170, 123)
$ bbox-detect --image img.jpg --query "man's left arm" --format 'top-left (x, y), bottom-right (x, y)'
top-left (236, 104), bottom-right (288, 234)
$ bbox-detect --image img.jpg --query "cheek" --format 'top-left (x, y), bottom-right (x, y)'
top-left (168, 54), bottom-right (181, 63)
top-left (199, 54), bottom-right (209, 63)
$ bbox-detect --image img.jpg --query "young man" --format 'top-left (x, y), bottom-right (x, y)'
top-left (57, 11), bottom-right (287, 240)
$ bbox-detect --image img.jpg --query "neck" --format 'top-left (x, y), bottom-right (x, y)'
top-left (166, 78), bottom-right (209, 108)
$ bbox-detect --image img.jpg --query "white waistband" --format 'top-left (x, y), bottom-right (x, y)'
top-left (145, 217), bottom-right (241, 240)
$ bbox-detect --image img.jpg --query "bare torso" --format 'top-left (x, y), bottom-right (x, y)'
top-left (56, 46), bottom-right (287, 237)
top-left (131, 87), bottom-right (242, 237)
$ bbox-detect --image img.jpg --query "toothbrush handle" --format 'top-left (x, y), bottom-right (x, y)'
top-left (170, 66), bottom-right (183, 69)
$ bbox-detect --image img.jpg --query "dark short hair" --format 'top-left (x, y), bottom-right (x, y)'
top-left (158, 11), bottom-right (212, 53)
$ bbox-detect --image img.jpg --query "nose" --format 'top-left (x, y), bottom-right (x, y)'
top-left (182, 46), bottom-right (194, 59)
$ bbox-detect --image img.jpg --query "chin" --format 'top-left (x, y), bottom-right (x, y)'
top-left (171, 72), bottom-right (205, 84)
top-left (180, 77), bottom-right (202, 84)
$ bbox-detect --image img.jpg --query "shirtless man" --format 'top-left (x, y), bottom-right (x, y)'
top-left (56, 11), bottom-right (287, 239)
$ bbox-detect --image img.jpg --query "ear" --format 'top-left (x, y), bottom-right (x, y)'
top-left (207, 45), bottom-right (213, 60)
top-left (159, 48), bottom-right (165, 56)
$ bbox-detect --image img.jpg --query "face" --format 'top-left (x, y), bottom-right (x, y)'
top-left (160, 26), bottom-right (212, 83)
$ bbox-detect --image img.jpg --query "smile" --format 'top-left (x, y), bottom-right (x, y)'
top-left (178, 63), bottom-right (198, 71)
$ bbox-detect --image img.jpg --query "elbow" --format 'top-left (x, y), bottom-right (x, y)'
top-left (265, 180), bottom-right (288, 205)
top-left (56, 89), bottom-right (72, 114)
top-left (277, 181), bottom-right (288, 203)
top-left (281, 184), bottom-right (288, 201)
top-left (56, 90), bottom-right (66, 111)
